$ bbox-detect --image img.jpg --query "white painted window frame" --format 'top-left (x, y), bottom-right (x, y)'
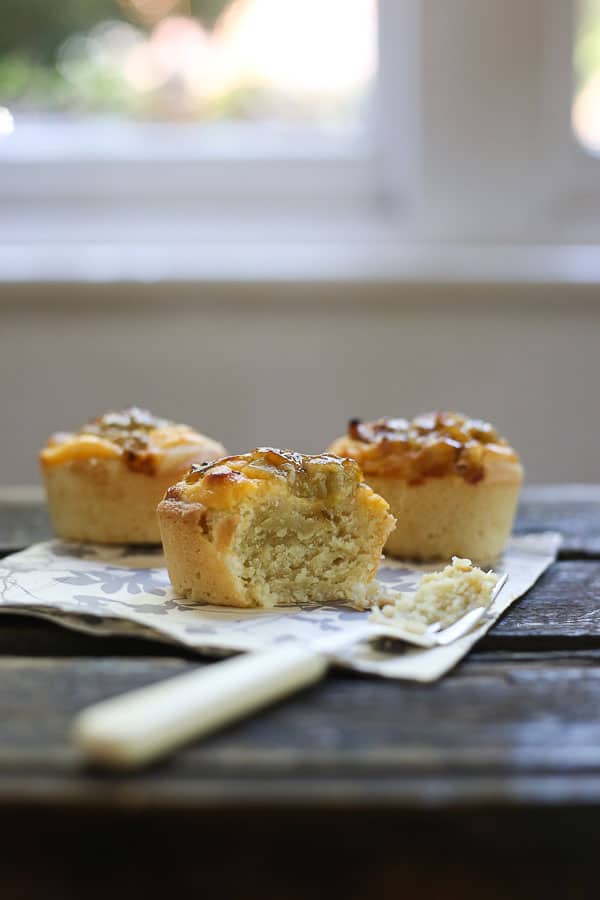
top-left (542, 0), bottom-right (600, 241)
top-left (1, 0), bottom-right (599, 252)
top-left (0, 1), bottom-right (421, 225)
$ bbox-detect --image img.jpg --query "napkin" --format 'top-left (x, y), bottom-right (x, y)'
top-left (0, 533), bottom-right (560, 682)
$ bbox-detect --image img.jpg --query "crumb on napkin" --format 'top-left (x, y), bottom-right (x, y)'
top-left (367, 557), bottom-right (499, 634)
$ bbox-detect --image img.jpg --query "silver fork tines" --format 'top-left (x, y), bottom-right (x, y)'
top-left (426, 572), bottom-right (509, 645)
top-left (326, 573), bottom-right (509, 658)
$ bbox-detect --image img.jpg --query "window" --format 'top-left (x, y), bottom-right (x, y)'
top-left (0, 0), bottom-right (376, 153)
top-left (573, 0), bottom-right (600, 153)
top-left (4, 1), bottom-right (600, 255)
top-left (539, 0), bottom-right (600, 242)
top-left (0, 0), bottom-right (384, 221)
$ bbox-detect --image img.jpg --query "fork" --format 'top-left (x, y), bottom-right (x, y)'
top-left (73, 574), bottom-right (508, 770)
top-left (375, 572), bottom-right (508, 648)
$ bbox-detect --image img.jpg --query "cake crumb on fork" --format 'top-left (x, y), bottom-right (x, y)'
top-left (369, 557), bottom-right (499, 633)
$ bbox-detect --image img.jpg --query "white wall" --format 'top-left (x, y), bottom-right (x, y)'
top-left (1, 280), bottom-right (598, 485)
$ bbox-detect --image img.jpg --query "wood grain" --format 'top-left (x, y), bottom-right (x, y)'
top-left (4, 653), bottom-right (600, 810)
top-left (0, 613), bottom-right (200, 658)
top-left (1, 485), bottom-right (600, 853)
top-left (514, 484), bottom-right (600, 557)
top-left (0, 499), bottom-right (51, 553)
top-left (487, 559), bottom-right (600, 643)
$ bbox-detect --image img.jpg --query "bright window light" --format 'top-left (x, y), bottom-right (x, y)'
top-left (573, 0), bottom-right (600, 153)
top-left (0, 0), bottom-right (376, 147)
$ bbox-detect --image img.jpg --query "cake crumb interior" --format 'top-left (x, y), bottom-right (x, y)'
top-left (219, 495), bottom-right (382, 607)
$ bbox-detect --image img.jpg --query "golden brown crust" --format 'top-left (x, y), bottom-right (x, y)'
top-left (329, 412), bottom-right (522, 485)
top-left (40, 407), bottom-right (226, 477)
top-left (175, 447), bottom-right (365, 510)
top-left (81, 408), bottom-right (171, 474)
top-left (158, 499), bottom-right (252, 606)
top-left (40, 408), bottom-right (226, 544)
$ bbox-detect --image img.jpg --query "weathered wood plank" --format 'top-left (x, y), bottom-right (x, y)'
top-left (4, 653), bottom-right (600, 810)
top-left (0, 486), bottom-right (599, 835)
top-left (514, 484), bottom-right (600, 557)
top-left (0, 613), bottom-right (200, 658)
top-left (0, 499), bottom-right (51, 554)
top-left (487, 559), bottom-right (600, 643)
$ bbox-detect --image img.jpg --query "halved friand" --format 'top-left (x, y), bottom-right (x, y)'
top-left (158, 448), bottom-right (395, 608)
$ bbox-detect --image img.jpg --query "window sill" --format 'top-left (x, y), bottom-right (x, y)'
top-left (3, 240), bottom-right (600, 289)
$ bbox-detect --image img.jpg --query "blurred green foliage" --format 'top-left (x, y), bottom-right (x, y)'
top-left (0, 2), bottom-right (123, 62)
top-left (576, 0), bottom-right (600, 85)
top-left (0, 0), bottom-right (234, 115)
top-left (0, 1), bottom-right (231, 60)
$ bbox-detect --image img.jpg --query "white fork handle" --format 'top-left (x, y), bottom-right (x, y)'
top-left (72, 644), bottom-right (329, 770)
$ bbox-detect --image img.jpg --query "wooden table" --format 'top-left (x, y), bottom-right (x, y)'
top-left (2, 485), bottom-right (600, 899)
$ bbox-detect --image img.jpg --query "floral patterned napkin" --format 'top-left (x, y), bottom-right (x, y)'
top-left (0, 533), bottom-right (560, 681)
